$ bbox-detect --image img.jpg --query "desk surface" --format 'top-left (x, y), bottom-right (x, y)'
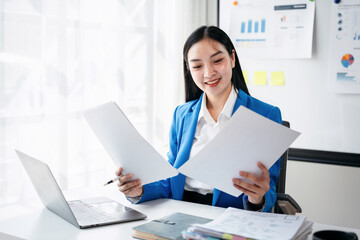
top-left (0, 187), bottom-right (359, 240)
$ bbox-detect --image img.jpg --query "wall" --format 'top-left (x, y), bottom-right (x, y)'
top-left (218, 0), bottom-right (360, 155)
top-left (211, 0), bottom-right (360, 228)
top-left (287, 160), bottom-right (360, 229)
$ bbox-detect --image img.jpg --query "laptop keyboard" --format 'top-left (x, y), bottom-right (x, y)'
top-left (68, 200), bottom-right (119, 226)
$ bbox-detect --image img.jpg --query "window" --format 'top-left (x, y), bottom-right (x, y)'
top-left (0, 0), bottom-right (211, 205)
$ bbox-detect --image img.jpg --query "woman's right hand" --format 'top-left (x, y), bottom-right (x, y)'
top-left (115, 167), bottom-right (143, 198)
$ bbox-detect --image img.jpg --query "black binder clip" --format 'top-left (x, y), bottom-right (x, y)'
top-left (153, 219), bottom-right (176, 225)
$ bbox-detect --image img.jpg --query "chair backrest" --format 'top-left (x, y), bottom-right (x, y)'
top-left (274, 120), bottom-right (302, 214)
top-left (276, 120), bottom-right (290, 195)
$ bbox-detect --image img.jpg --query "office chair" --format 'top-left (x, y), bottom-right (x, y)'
top-left (273, 121), bottom-right (302, 215)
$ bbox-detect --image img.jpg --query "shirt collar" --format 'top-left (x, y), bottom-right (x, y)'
top-left (198, 86), bottom-right (238, 124)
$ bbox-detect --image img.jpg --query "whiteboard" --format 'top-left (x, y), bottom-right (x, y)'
top-left (219, 0), bottom-right (360, 154)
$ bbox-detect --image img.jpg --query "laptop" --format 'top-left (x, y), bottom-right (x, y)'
top-left (15, 149), bottom-right (146, 229)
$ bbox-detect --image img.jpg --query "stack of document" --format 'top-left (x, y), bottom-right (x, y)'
top-left (182, 208), bottom-right (313, 240)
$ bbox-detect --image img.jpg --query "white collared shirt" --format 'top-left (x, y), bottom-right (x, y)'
top-left (184, 87), bottom-right (238, 195)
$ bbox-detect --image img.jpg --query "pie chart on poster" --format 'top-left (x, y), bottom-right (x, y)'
top-left (341, 54), bottom-right (354, 68)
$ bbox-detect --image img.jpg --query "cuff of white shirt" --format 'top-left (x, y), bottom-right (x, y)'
top-left (126, 196), bottom-right (141, 204)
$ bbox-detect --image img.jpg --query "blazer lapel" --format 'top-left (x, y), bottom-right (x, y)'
top-left (232, 89), bottom-right (247, 115)
top-left (171, 94), bottom-right (203, 200)
top-left (173, 94), bottom-right (203, 168)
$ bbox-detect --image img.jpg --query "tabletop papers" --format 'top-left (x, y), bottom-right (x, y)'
top-left (183, 207), bottom-right (313, 240)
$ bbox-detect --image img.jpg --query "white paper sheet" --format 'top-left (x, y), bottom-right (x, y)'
top-left (178, 106), bottom-right (300, 197)
top-left (83, 102), bottom-right (178, 185)
top-left (192, 207), bottom-right (311, 240)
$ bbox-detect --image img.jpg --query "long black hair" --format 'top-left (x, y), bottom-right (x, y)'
top-left (183, 25), bottom-right (249, 102)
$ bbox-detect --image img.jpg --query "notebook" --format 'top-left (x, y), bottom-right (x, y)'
top-left (15, 149), bottom-right (146, 229)
top-left (132, 212), bottom-right (211, 240)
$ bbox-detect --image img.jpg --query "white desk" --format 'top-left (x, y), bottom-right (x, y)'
top-left (0, 187), bottom-right (359, 240)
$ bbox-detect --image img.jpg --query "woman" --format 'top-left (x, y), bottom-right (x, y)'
top-left (115, 26), bottom-right (282, 212)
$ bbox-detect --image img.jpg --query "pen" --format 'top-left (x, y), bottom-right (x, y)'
top-left (103, 176), bottom-right (121, 186)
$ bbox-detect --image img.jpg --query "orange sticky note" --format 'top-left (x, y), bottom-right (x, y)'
top-left (254, 71), bottom-right (267, 85)
top-left (271, 71), bottom-right (285, 86)
top-left (242, 71), bottom-right (248, 84)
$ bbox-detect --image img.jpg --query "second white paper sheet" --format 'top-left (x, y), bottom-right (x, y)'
top-left (178, 106), bottom-right (300, 197)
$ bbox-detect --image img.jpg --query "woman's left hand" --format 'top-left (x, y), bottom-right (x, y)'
top-left (232, 161), bottom-right (270, 205)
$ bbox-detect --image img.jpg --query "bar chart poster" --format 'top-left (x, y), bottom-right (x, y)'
top-left (219, 0), bottom-right (315, 59)
top-left (330, 0), bottom-right (360, 94)
top-left (230, 3), bottom-right (273, 56)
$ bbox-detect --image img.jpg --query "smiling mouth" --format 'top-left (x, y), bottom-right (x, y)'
top-left (205, 78), bottom-right (221, 85)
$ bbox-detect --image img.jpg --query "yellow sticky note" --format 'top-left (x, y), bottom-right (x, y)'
top-left (254, 71), bottom-right (267, 85)
top-left (271, 71), bottom-right (285, 86)
top-left (222, 233), bottom-right (233, 239)
top-left (242, 71), bottom-right (248, 84)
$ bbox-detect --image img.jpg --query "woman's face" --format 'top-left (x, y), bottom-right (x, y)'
top-left (187, 38), bottom-right (235, 102)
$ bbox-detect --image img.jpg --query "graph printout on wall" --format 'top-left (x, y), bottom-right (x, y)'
top-left (219, 0), bottom-right (315, 59)
top-left (330, 0), bottom-right (360, 94)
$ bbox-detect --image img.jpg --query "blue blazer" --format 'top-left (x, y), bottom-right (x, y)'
top-left (138, 89), bottom-right (282, 212)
